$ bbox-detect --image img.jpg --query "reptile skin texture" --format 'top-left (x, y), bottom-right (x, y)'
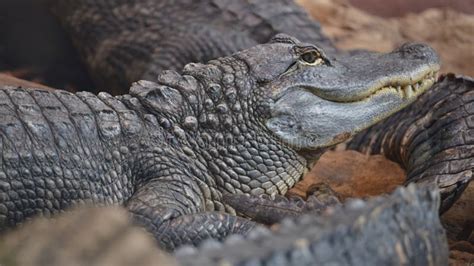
top-left (0, 49), bottom-right (308, 250)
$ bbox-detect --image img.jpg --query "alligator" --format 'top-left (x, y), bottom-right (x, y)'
top-left (0, 31), bottom-right (441, 249)
top-left (47, 0), bottom-right (472, 211)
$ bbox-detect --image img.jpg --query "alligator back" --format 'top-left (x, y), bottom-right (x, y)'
top-left (0, 86), bottom-right (141, 229)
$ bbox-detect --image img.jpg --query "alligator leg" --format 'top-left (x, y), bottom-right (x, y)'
top-left (347, 74), bottom-right (474, 212)
top-left (223, 183), bottom-right (341, 225)
top-left (126, 178), bottom-right (256, 251)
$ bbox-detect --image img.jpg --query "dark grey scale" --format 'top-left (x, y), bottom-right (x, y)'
top-left (76, 91), bottom-right (122, 142)
top-left (53, 90), bottom-right (101, 159)
top-left (28, 90), bottom-right (99, 206)
top-left (28, 90), bottom-right (82, 155)
top-left (0, 89), bottom-right (62, 225)
top-left (97, 92), bottom-right (144, 137)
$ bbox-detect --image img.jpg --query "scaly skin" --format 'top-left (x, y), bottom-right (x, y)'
top-left (0, 34), bottom-right (441, 252)
top-left (48, 0), bottom-right (472, 211)
top-left (222, 183), bottom-right (341, 225)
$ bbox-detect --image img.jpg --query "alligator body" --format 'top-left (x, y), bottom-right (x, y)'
top-left (0, 29), bottom-right (441, 251)
top-left (48, 0), bottom-right (472, 211)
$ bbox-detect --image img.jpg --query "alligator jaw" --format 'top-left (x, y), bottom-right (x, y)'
top-left (312, 66), bottom-right (440, 103)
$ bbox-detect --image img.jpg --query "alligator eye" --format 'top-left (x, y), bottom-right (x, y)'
top-left (300, 51), bottom-right (323, 65)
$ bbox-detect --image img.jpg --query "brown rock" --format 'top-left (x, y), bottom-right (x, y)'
top-left (449, 250), bottom-right (474, 265)
top-left (290, 150), bottom-right (406, 199)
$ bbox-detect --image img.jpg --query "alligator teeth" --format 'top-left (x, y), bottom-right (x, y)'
top-left (344, 70), bottom-right (437, 102)
top-left (405, 85), bottom-right (414, 98)
top-left (396, 86), bottom-right (402, 96)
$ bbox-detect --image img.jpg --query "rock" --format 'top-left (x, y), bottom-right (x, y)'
top-left (290, 150), bottom-right (406, 199)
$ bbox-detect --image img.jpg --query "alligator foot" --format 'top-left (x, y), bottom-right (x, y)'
top-left (347, 74), bottom-right (474, 212)
top-left (223, 183), bottom-right (341, 225)
top-left (126, 179), bottom-right (259, 251)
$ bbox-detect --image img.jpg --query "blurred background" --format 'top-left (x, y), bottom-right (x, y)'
top-left (349, 0), bottom-right (474, 16)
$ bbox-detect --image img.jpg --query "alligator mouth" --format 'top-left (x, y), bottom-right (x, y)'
top-left (312, 67), bottom-right (439, 103)
top-left (352, 70), bottom-right (439, 103)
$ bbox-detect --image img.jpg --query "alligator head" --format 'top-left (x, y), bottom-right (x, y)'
top-left (134, 34), bottom-right (440, 195)
top-left (235, 34), bottom-right (440, 156)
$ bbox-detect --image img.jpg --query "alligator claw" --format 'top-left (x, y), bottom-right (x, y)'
top-left (223, 186), bottom-right (341, 225)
